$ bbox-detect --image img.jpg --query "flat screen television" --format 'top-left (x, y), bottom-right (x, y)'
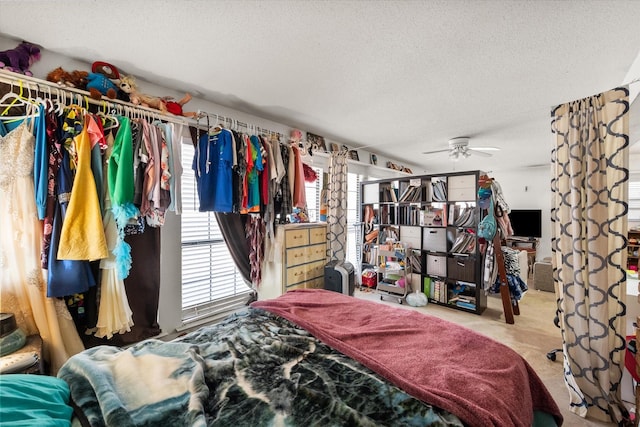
top-left (508, 209), bottom-right (542, 238)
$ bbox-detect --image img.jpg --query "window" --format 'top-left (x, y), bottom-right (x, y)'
top-left (181, 143), bottom-right (250, 324)
top-left (346, 172), bottom-right (361, 268)
top-left (303, 168), bottom-right (360, 267)
top-left (629, 175), bottom-right (640, 224)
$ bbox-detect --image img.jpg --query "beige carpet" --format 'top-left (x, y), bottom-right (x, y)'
top-left (354, 286), bottom-right (627, 427)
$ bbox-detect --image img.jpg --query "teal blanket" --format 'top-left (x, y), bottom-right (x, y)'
top-left (58, 307), bottom-right (463, 426)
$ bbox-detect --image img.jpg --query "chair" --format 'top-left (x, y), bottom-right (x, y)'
top-left (546, 313), bottom-right (562, 361)
top-left (547, 279), bottom-right (562, 362)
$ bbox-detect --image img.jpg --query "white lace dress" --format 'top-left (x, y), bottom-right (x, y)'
top-left (0, 120), bottom-right (84, 374)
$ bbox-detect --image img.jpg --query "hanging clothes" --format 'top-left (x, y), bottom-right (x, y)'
top-left (33, 103), bottom-right (48, 219)
top-left (246, 214), bottom-right (265, 287)
top-left (57, 117), bottom-right (108, 261)
top-left (274, 142), bottom-right (292, 223)
top-left (40, 110), bottom-right (63, 269)
top-left (192, 127), bottom-right (234, 212)
top-left (95, 188), bottom-right (134, 338)
top-left (47, 148), bottom-right (97, 297)
top-left (244, 135), bottom-right (263, 213)
top-left (107, 116), bottom-right (139, 280)
top-left (290, 144), bottom-right (307, 208)
top-left (231, 130), bottom-right (246, 213)
top-left (0, 118), bottom-right (84, 374)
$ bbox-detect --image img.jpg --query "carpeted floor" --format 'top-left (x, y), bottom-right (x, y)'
top-left (354, 285), bottom-right (628, 427)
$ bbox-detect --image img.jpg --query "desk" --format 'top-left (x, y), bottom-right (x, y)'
top-left (506, 237), bottom-right (538, 277)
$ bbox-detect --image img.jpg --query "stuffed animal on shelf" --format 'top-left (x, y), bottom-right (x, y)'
top-left (119, 75), bottom-right (196, 117)
top-left (46, 67), bottom-right (89, 89)
top-left (0, 41), bottom-right (41, 76)
top-left (86, 61), bottom-right (121, 100)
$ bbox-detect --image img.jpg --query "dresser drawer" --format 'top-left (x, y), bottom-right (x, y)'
top-left (304, 277), bottom-right (325, 289)
top-left (286, 246), bottom-right (308, 267)
top-left (286, 264), bottom-right (308, 285)
top-left (286, 277), bottom-right (325, 292)
top-left (306, 260), bottom-right (325, 280)
top-left (285, 229), bottom-right (310, 247)
top-left (285, 260), bottom-right (326, 285)
top-left (309, 226), bottom-right (327, 244)
top-left (306, 243), bottom-right (327, 262)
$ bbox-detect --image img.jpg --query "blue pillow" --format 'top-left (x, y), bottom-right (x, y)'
top-left (0, 374), bottom-right (73, 426)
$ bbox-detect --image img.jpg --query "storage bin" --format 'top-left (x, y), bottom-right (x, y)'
top-left (448, 174), bottom-right (476, 201)
top-left (400, 225), bottom-right (422, 250)
top-left (447, 256), bottom-right (477, 282)
top-left (422, 227), bottom-right (447, 252)
top-left (426, 254), bottom-right (446, 277)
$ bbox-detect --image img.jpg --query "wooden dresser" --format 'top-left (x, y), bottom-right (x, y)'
top-left (259, 223), bottom-right (328, 300)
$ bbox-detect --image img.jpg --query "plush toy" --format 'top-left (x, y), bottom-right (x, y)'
top-left (0, 41), bottom-right (41, 76)
top-left (86, 61), bottom-right (120, 100)
top-left (119, 75), bottom-right (196, 116)
top-left (46, 67), bottom-right (88, 89)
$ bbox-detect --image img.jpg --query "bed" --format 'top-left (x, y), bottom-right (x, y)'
top-left (21, 289), bottom-right (561, 426)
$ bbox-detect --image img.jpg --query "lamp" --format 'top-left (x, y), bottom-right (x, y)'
top-left (448, 147), bottom-right (470, 161)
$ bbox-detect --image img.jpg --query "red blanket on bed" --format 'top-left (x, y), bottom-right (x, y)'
top-left (252, 289), bottom-right (562, 427)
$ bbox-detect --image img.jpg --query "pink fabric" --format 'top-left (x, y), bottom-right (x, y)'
top-left (252, 289), bottom-right (562, 427)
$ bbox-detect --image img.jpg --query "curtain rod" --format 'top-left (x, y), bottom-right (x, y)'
top-left (0, 69), bottom-right (284, 136)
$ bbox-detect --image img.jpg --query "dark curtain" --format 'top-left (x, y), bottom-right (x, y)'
top-left (215, 212), bottom-right (251, 285)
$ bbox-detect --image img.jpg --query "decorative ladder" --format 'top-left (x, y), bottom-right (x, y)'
top-left (493, 233), bottom-right (519, 324)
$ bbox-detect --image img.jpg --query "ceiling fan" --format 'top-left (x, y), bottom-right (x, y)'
top-left (422, 137), bottom-right (500, 160)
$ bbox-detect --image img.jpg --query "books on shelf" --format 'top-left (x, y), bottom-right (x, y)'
top-left (449, 203), bottom-right (477, 227)
top-left (398, 185), bottom-right (422, 202)
top-left (431, 179), bottom-right (447, 202)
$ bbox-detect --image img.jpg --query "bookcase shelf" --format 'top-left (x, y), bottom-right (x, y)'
top-left (360, 170), bottom-right (487, 315)
top-left (628, 230), bottom-right (640, 271)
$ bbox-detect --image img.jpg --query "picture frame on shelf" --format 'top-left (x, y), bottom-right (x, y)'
top-left (330, 142), bottom-right (340, 152)
top-left (307, 132), bottom-right (327, 153)
top-left (370, 153), bottom-right (378, 165)
top-left (348, 150), bottom-right (359, 161)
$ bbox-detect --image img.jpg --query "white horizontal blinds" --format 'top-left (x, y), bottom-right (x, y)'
top-left (304, 168), bottom-right (322, 222)
top-left (346, 172), bottom-right (360, 267)
top-left (181, 142), bottom-right (250, 322)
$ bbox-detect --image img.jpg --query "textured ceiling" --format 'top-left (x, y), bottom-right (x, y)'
top-left (1, 0), bottom-right (640, 173)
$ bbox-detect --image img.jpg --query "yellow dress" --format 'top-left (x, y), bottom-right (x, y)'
top-left (57, 119), bottom-right (108, 260)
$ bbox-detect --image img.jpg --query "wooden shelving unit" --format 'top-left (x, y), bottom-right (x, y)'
top-left (628, 230), bottom-right (640, 271)
top-left (360, 170), bottom-right (487, 315)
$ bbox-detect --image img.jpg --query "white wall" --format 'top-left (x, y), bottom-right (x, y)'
top-left (493, 167), bottom-right (552, 260)
top-left (0, 35), bottom-right (421, 334)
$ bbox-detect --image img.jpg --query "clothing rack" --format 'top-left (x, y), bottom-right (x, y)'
top-left (0, 69), bottom-right (285, 137)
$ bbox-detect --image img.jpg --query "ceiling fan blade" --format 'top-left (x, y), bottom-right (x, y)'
top-left (471, 146), bottom-right (500, 151)
top-left (468, 148), bottom-right (492, 157)
top-left (422, 148), bottom-right (450, 154)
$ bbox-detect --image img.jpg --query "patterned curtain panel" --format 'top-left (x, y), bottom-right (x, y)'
top-left (327, 151), bottom-right (348, 261)
top-left (550, 87), bottom-right (629, 423)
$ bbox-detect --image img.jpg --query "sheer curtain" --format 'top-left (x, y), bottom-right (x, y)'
top-left (551, 87), bottom-right (629, 423)
top-left (327, 151), bottom-right (348, 261)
